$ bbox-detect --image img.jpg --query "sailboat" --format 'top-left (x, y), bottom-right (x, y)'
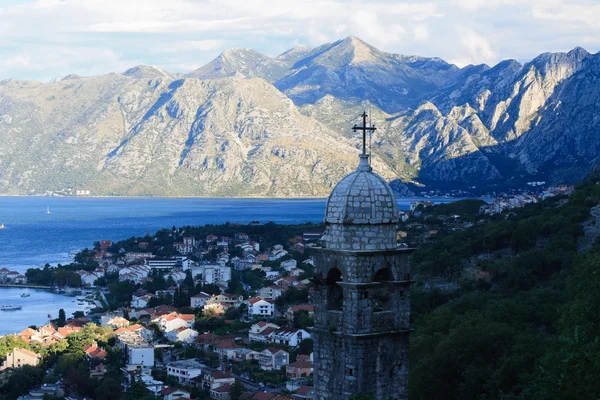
top-left (0, 223), bottom-right (4, 229)
top-left (46, 206), bottom-right (51, 214)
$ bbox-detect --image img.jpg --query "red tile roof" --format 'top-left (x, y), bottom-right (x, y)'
top-left (210, 371), bottom-right (234, 379)
top-left (212, 384), bottom-right (232, 393)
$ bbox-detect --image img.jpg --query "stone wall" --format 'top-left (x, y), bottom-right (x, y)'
top-left (312, 248), bottom-right (412, 400)
top-left (313, 249), bottom-right (412, 283)
top-left (312, 329), bottom-right (409, 400)
top-left (324, 223), bottom-right (398, 251)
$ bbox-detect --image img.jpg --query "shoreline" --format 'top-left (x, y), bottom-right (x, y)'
top-left (0, 283), bottom-right (53, 289)
top-left (0, 195), bottom-right (474, 200)
top-left (0, 194), bottom-right (331, 199)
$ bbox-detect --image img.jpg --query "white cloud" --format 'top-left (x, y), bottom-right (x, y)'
top-left (413, 24), bottom-right (429, 42)
top-left (153, 40), bottom-right (225, 53)
top-left (450, 28), bottom-right (496, 67)
top-left (0, 0), bottom-right (598, 79)
top-left (0, 45), bottom-right (138, 81)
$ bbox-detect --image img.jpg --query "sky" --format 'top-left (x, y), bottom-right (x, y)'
top-left (0, 0), bottom-right (599, 81)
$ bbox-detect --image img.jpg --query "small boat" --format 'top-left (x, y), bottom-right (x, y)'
top-left (1, 305), bottom-right (23, 311)
top-left (46, 206), bottom-right (51, 214)
top-left (0, 223), bottom-right (4, 229)
top-left (20, 293), bottom-right (30, 297)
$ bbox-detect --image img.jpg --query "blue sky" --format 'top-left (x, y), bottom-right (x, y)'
top-left (1, 0), bottom-right (599, 81)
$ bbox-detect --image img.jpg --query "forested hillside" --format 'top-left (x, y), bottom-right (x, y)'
top-left (409, 173), bottom-right (600, 399)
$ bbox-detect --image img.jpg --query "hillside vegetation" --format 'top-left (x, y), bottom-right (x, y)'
top-left (409, 175), bottom-right (600, 399)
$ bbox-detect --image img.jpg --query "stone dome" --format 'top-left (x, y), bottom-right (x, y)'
top-left (325, 155), bottom-right (399, 225)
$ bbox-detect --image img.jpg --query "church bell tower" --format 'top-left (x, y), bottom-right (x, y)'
top-left (312, 113), bottom-right (413, 400)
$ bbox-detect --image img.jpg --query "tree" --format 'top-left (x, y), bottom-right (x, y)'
top-left (298, 338), bottom-right (313, 355)
top-left (230, 381), bottom-right (246, 400)
top-left (296, 311), bottom-right (314, 329)
top-left (57, 309), bottom-right (66, 327)
top-left (1, 365), bottom-right (45, 399)
top-left (95, 377), bottom-right (123, 400)
top-left (123, 375), bottom-right (152, 400)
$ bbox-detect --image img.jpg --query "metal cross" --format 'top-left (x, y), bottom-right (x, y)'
top-left (353, 111), bottom-right (376, 156)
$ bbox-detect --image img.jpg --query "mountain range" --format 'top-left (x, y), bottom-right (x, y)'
top-left (0, 36), bottom-right (598, 197)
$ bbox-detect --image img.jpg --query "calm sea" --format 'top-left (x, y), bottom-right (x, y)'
top-left (0, 196), bottom-right (459, 274)
top-left (0, 287), bottom-right (82, 336)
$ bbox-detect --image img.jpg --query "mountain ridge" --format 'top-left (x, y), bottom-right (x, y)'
top-left (0, 37), bottom-right (598, 197)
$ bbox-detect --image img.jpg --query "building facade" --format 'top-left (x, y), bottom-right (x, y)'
top-left (167, 359), bottom-right (204, 384)
top-left (1, 348), bottom-right (40, 370)
top-left (312, 147), bottom-right (413, 399)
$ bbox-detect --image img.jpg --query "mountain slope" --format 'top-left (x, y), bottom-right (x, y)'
top-left (0, 73), bottom-right (407, 196)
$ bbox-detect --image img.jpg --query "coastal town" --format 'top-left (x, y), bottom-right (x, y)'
top-left (0, 184), bottom-right (578, 399)
top-left (0, 222), bottom-right (326, 400)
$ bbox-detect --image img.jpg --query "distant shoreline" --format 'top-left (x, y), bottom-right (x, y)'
top-left (0, 194), bottom-right (470, 200)
top-left (0, 194), bottom-right (331, 200)
top-left (0, 283), bottom-right (52, 289)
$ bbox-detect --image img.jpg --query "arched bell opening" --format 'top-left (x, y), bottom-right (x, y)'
top-left (326, 267), bottom-right (344, 311)
top-left (373, 267), bottom-right (393, 312)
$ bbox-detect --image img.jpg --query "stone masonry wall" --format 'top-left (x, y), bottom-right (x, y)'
top-left (324, 223), bottom-right (397, 251)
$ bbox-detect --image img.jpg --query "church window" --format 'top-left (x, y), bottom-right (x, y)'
top-left (373, 268), bottom-right (393, 311)
top-left (326, 267), bottom-right (343, 310)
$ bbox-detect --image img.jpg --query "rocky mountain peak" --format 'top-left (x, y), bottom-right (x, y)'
top-left (528, 46), bottom-right (591, 76)
top-left (61, 74), bottom-right (82, 81)
top-left (276, 45), bottom-right (316, 65)
top-left (305, 36), bottom-right (382, 68)
top-left (123, 65), bottom-right (175, 80)
top-left (188, 47), bottom-right (288, 81)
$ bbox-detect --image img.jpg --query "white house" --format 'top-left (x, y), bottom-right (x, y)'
top-left (206, 265), bottom-right (231, 285)
top-left (165, 268), bottom-right (187, 283)
top-left (124, 252), bottom-right (154, 263)
top-left (191, 264), bottom-right (232, 285)
top-left (167, 327), bottom-right (198, 344)
top-left (160, 387), bottom-right (191, 400)
top-left (280, 259), bottom-right (297, 271)
top-left (259, 348), bottom-right (289, 370)
top-left (270, 328), bottom-right (311, 347)
top-left (233, 348), bottom-right (260, 362)
top-left (202, 371), bottom-right (235, 389)
top-left (190, 292), bottom-right (211, 308)
top-left (206, 293), bottom-right (244, 308)
top-left (77, 270), bottom-right (103, 286)
top-left (146, 257), bottom-right (188, 271)
top-left (167, 359), bottom-right (204, 384)
top-left (265, 271), bottom-right (281, 280)
top-left (269, 245), bottom-right (288, 261)
top-left (249, 321), bottom-right (280, 343)
top-left (118, 265), bottom-right (151, 284)
top-left (247, 297), bottom-right (275, 317)
top-left (131, 294), bottom-right (154, 309)
top-left (127, 343), bottom-right (154, 367)
top-left (258, 285), bottom-right (283, 300)
top-left (116, 331), bottom-right (154, 367)
top-left (154, 312), bottom-right (195, 333)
